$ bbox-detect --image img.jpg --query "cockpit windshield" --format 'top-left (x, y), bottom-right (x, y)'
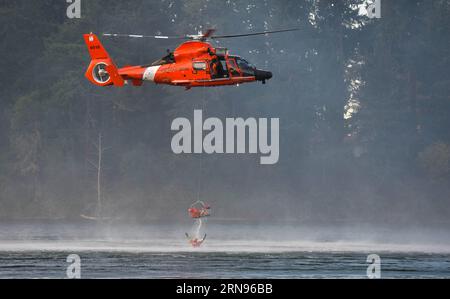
top-left (235, 57), bottom-right (255, 76)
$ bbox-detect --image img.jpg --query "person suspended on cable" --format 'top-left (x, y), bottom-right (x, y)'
top-left (188, 201), bottom-right (211, 219)
top-left (185, 233), bottom-right (207, 248)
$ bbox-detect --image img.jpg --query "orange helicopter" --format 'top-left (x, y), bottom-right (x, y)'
top-left (83, 28), bottom-right (298, 89)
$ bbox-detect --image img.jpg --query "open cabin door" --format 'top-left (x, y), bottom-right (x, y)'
top-left (209, 57), bottom-right (229, 79)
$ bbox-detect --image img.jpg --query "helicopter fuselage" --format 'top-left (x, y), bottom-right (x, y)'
top-left (84, 34), bottom-right (272, 88)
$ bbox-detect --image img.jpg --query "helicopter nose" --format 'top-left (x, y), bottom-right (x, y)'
top-left (255, 69), bottom-right (273, 83)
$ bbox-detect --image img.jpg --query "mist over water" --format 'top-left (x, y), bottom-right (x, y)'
top-left (0, 221), bottom-right (449, 254)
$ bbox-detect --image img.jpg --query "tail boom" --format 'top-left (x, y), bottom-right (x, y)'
top-left (83, 33), bottom-right (162, 87)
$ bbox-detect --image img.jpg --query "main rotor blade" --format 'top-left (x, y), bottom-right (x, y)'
top-left (103, 28), bottom-right (300, 41)
top-left (103, 33), bottom-right (186, 39)
top-left (211, 28), bottom-right (300, 39)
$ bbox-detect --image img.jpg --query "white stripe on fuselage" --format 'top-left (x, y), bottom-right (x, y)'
top-left (143, 66), bottom-right (161, 81)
